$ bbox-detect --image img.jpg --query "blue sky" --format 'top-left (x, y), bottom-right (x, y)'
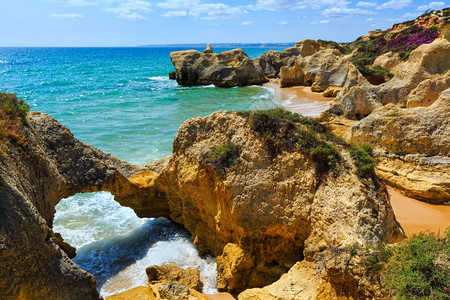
top-left (0, 0), bottom-right (448, 46)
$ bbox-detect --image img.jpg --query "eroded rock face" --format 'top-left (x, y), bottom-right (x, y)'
top-left (279, 49), bottom-right (362, 100)
top-left (348, 88), bottom-right (450, 157)
top-left (330, 38), bottom-right (450, 119)
top-left (238, 247), bottom-right (392, 300)
top-left (375, 154), bottom-right (450, 204)
top-left (372, 51), bottom-right (404, 73)
top-left (0, 112), bottom-right (169, 299)
top-left (155, 111), bottom-right (403, 292)
top-left (169, 49), bottom-right (268, 87)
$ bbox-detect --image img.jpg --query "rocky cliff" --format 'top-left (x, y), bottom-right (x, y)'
top-left (0, 104), bottom-right (404, 297)
top-left (169, 46), bottom-right (268, 87)
top-left (153, 110), bottom-right (404, 292)
top-left (0, 110), bottom-right (168, 299)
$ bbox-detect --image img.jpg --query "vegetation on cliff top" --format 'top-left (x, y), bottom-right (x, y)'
top-left (0, 92), bottom-right (30, 151)
top-left (236, 108), bottom-right (376, 177)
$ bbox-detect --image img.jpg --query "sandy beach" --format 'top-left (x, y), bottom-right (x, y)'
top-left (263, 79), bottom-right (333, 116)
top-left (388, 187), bottom-right (450, 237)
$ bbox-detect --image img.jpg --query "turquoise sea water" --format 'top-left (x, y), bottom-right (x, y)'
top-left (0, 47), bottom-right (285, 296)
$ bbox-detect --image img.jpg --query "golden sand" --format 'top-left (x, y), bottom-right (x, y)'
top-left (263, 80), bottom-right (333, 116)
top-left (388, 187), bottom-right (450, 237)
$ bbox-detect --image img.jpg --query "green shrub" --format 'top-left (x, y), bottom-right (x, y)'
top-left (0, 92), bottom-right (30, 150)
top-left (350, 144), bottom-right (376, 178)
top-left (384, 231), bottom-right (450, 299)
top-left (205, 142), bottom-right (240, 174)
top-left (310, 143), bottom-right (339, 173)
top-left (239, 108), bottom-right (341, 173)
top-left (1, 92), bottom-right (30, 121)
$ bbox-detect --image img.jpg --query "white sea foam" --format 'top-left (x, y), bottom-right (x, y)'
top-left (147, 76), bottom-right (168, 81)
top-left (99, 238), bottom-right (217, 297)
top-left (0, 60), bottom-right (7, 64)
top-left (54, 192), bottom-right (218, 297)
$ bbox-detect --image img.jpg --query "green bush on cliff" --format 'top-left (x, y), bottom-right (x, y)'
top-left (205, 142), bottom-right (240, 174)
top-left (350, 144), bottom-right (376, 178)
top-left (384, 230), bottom-right (450, 299)
top-left (0, 92), bottom-right (30, 149)
top-left (238, 108), bottom-right (340, 173)
top-left (1, 92), bottom-right (30, 121)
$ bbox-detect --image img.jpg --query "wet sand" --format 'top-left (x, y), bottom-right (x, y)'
top-left (388, 187), bottom-right (450, 237)
top-left (263, 80), bottom-right (333, 116)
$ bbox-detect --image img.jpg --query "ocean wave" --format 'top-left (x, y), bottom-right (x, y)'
top-left (0, 60), bottom-right (8, 64)
top-left (147, 76), bottom-right (169, 81)
top-left (90, 218), bottom-right (218, 297)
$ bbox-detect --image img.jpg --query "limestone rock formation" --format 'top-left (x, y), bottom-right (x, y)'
top-left (406, 70), bottom-right (450, 107)
top-left (151, 282), bottom-right (211, 300)
top-left (344, 88), bottom-right (450, 203)
top-left (0, 111), bottom-right (168, 299)
top-left (0, 106), bottom-right (405, 296)
top-left (348, 88), bottom-right (450, 157)
top-left (294, 39), bottom-right (322, 56)
top-left (372, 51), bottom-right (404, 73)
top-left (279, 49), bottom-right (364, 102)
top-left (253, 55), bottom-right (277, 78)
top-left (169, 48), bottom-right (268, 87)
top-left (238, 247), bottom-right (392, 300)
top-left (146, 262), bottom-right (203, 291)
top-left (375, 154), bottom-right (450, 204)
top-left (155, 111), bottom-right (403, 292)
top-left (257, 40), bottom-right (323, 77)
top-left (203, 44), bottom-right (213, 54)
top-left (330, 38), bottom-right (450, 119)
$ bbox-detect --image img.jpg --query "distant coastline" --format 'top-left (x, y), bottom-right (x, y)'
top-left (138, 42), bottom-right (295, 48)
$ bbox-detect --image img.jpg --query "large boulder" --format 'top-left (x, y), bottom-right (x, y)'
top-left (279, 49), bottom-right (361, 97)
top-left (169, 48), bottom-right (268, 87)
top-left (155, 111), bottom-right (403, 292)
top-left (294, 39), bottom-right (322, 56)
top-left (146, 262), bottom-right (203, 291)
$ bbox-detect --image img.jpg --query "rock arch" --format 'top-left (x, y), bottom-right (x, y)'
top-left (0, 112), bottom-right (168, 299)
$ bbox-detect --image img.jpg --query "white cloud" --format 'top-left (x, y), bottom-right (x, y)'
top-left (157, 1), bottom-right (247, 20)
top-left (320, 19), bottom-right (331, 23)
top-left (157, 0), bottom-right (200, 9)
top-left (194, 3), bottom-right (247, 20)
top-left (278, 21), bottom-right (288, 25)
top-left (322, 7), bottom-right (375, 18)
top-left (163, 10), bottom-right (188, 17)
top-left (416, 1), bottom-right (446, 11)
top-left (46, 0), bottom-right (99, 6)
top-left (242, 21), bottom-right (253, 25)
top-left (367, 17), bottom-right (374, 21)
top-left (255, 0), bottom-right (350, 11)
top-left (376, 0), bottom-right (412, 10)
top-left (49, 13), bottom-right (85, 18)
top-left (106, 0), bottom-right (152, 19)
top-left (356, 1), bottom-right (377, 7)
